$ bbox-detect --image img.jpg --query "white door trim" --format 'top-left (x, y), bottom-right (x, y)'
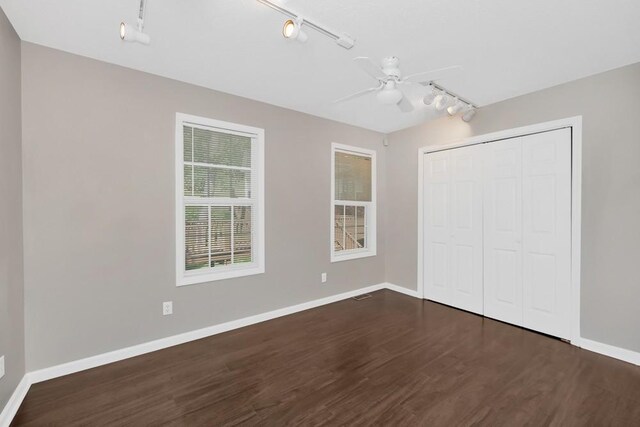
top-left (417, 116), bottom-right (582, 344)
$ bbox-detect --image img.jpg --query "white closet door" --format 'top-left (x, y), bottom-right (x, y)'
top-left (424, 146), bottom-right (483, 313)
top-left (484, 138), bottom-right (524, 326)
top-left (522, 129), bottom-right (572, 339)
top-left (424, 150), bottom-right (451, 305)
top-left (449, 145), bottom-right (484, 314)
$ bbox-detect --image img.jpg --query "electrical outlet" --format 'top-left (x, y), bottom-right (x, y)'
top-left (0, 355), bottom-right (5, 380)
top-left (162, 301), bottom-right (173, 316)
top-left (321, 273), bottom-right (327, 283)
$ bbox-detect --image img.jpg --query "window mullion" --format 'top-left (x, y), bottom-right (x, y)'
top-left (355, 206), bottom-right (358, 249)
top-left (342, 205), bottom-right (347, 250)
top-left (231, 207), bottom-right (235, 265)
top-left (191, 128), bottom-right (194, 196)
top-left (184, 197), bottom-right (254, 205)
top-left (208, 205), bottom-right (212, 268)
top-left (334, 200), bottom-right (369, 207)
top-left (364, 206), bottom-right (367, 249)
top-left (184, 161), bottom-right (252, 172)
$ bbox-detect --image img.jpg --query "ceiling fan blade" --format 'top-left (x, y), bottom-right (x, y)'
top-left (403, 65), bottom-right (462, 84)
top-left (354, 57), bottom-right (387, 81)
top-left (396, 95), bottom-right (414, 113)
top-left (333, 85), bottom-right (381, 104)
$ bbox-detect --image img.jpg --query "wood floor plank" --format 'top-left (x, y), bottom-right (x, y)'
top-left (11, 290), bottom-right (640, 426)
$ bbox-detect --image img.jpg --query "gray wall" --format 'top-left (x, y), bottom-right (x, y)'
top-left (20, 43), bottom-right (386, 371)
top-left (387, 62), bottom-right (640, 353)
top-left (0, 7), bottom-right (24, 410)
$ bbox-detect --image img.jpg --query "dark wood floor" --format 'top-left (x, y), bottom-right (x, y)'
top-left (12, 290), bottom-right (640, 426)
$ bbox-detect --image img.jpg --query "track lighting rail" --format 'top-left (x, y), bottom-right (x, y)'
top-left (428, 82), bottom-right (477, 109)
top-left (138, 0), bottom-right (146, 22)
top-left (256, 0), bottom-right (355, 49)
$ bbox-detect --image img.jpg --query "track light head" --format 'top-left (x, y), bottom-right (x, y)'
top-left (461, 107), bottom-right (477, 122)
top-left (434, 92), bottom-right (450, 111)
top-left (283, 18), bottom-right (307, 42)
top-left (282, 19), bottom-right (295, 37)
top-left (423, 86), bottom-right (437, 106)
top-left (120, 21), bottom-right (150, 45)
top-left (447, 98), bottom-right (464, 116)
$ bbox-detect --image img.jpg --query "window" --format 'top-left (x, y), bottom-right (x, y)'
top-left (176, 113), bottom-right (264, 286)
top-left (331, 143), bottom-right (376, 262)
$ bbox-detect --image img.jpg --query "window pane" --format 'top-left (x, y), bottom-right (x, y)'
top-left (334, 205), bottom-right (365, 253)
top-left (185, 206), bottom-right (209, 271)
top-left (193, 166), bottom-right (215, 197)
top-left (356, 206), bottom-right (366, 248)
top-left (233, 206), bottom-right (252, 264)
top-left (334, 205), bottom-right (345, 252)
top-left (210, 206), bottom-right (232, 267)
top-left (230, 137), bottom-right (252, 169)
top-left (231, 169), bottom-right (252, 198)
top-left (344, 206), bottom-right (359, 250)
top-left (335, 151), bottom-right (372, 202)
top-left (183, 126), bottom-right (193, 162)
top-left (184, 165), bottom-right (193, 196)
top-left (192, 167), bottom-right (251, 198)
top-left (193, 127), bottom-right (251, 168)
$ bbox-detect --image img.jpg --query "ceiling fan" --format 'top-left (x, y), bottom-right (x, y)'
top-left (334, 57), bottom-right (460, 112)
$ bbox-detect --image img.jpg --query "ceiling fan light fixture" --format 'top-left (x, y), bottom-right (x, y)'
top-left (376, 88), bottom-right (403, 105)
top-left (376, 81), bottom-right (404, 105)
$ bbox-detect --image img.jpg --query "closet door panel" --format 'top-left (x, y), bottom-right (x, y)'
top-left (483, 138), bottom-right (523, 326)
top-left (522, 129), bottom-right (572, 339)
top-left (449, 145), bottom-right (484, 314)
top-left (424, 150), bottom-right (451, 305)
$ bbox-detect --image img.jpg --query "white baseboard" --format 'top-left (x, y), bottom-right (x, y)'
top-left (577, 337), bottom-right (640, 366)
top-left (28, 283), bottom-right (387, 384)
top-left (0, 375), bottom-right (31, 427)
top-left (384, 283), bottom-right (421, 299)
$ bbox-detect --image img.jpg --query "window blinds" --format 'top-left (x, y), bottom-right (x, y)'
top-left (335, 151), bottom-right (372, 202)
top-left (183, 126), bottom-right (252, 199)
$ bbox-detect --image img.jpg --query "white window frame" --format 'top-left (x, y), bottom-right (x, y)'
top-left (175, 113), bottom-right (265, 286)
top-left (330, 142), bottom-right (377, 263)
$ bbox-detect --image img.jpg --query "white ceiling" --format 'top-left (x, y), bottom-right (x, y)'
top-left (2, 0), bottom-right (639, 133)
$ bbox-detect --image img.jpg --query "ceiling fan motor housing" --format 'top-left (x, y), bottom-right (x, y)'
top-left (381, 56), bottom-right (402, 79)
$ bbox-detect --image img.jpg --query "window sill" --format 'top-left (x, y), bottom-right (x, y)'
top-left (331, 249), bottom-right (377, 263)
top-left (178, 265), bottom-right (264, 287)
